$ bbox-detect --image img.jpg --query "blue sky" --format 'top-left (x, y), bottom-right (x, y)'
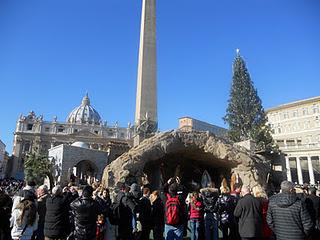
top-left (0, 0), bottom-right (319, 152)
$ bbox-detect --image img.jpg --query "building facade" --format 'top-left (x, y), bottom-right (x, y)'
top-left (178, 116), bottom-right (227, 137)
top-left (0, 139), bottom-right (6, 178)
top-left (266, 96), bottom-right (320, 185)
top-left (9, 94), bottom-right (134, 179)
top-left (48, 142), bottom-right (109, 186)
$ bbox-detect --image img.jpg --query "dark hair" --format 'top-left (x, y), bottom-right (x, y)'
top-left (26, 180), bottom-right (36, 187)
top-left (169, 183), bottom-right (178, 195)
top-left (82, 185), bottom-right (93, 197)
top-left (23, 190), bottom-right (36, 201)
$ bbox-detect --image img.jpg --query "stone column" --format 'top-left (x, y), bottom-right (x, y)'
top-left (307, 156), bottom-right (315, 184)
top-left (285, 156), bottom-right (292, 182)
top-left (296, 157), bottom-right (303, 184)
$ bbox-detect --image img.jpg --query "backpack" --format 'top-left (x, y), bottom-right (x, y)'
top-left (108, 195), bottom-right (124, 225)
top-left (165, 194), bottom-right (180, 225)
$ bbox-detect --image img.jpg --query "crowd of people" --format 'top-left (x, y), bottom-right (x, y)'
top-left (0, 179), bottom-right (24, 196)
top-left (0, 177), bottom-right (319, 240)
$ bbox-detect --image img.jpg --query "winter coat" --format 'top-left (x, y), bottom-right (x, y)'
top-left (114, 191), bottom-right (138, 239)
top-left (70, 196), bottom-right (101, 240)
top-left (44, 195), bottom-right (70, 238)
top-left (139, 195), bottom-right (152, 227)
top-left (0, 192), bottom-right (13, 231)
top-left (10, 200), bottom-right (38, 240)
top-left (214, 193), bottom-right (237, 225)
top-left (258, 197), bottom-right (272, 238)
top-left (267, 192), bottom-right (313, 240)
top-left (151, 197), bottom-right (164, 227)
top-left (305, 194), bottom-right (320, 226)
top-left (95, 196), bottom-right (111, 218)
top-left (234, 194), bottom-right (262, 238)
top-left (37, 194), bottom-right (48, 228)
top-left (201, 188), bottom-right (219, 214)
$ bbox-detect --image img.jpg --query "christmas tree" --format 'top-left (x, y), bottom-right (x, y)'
top-left (224, 49), bottom-right (275, 152)
top-left (24, 151), bottom-right (54, 186)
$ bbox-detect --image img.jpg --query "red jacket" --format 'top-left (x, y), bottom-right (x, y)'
top-left (261, 198), bottom-right (272, 238)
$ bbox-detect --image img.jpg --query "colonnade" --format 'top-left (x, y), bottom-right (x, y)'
top-left (285, 155), bottom-right (319, 184)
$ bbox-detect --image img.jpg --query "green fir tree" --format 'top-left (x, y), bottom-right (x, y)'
top-left (24, 151), bottom-right (54, 185)
top-left (224, 49), bottom-right (276, 152)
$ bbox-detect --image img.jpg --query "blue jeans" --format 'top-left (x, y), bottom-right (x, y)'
top-left (164, 224), bottom-right (183, 240)
top-left (204, 212), bottom-right (219, 240)
top-left (189, 219), bottom-right (202, 240)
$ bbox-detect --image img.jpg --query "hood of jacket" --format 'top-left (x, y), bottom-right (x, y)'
top-left (272, 192), bottom-right (298, 208)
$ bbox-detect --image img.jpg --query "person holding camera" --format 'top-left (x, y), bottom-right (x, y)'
top-left (163, 177), bottom-right (186, 240)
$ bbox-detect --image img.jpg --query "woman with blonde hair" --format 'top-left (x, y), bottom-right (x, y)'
top-left (253, 188), bottom-right (272, 240)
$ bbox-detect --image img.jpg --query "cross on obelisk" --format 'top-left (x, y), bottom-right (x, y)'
top-left (134, 0), bottom-right (157, 146)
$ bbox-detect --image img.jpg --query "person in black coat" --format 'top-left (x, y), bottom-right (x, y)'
top-left (70, 185), bottom-right (102, 240)
top-left (305, 187), bottom-right (320, 238)
top-left (139, 187), bottom-right (152, 240)
top-left (150, 190), bottom-right (164, 240)
top-left (214, 186), bottom-right (237, 240)
top-left (115, 183), bottom-right (139, 240)
top-left (36, 185), bottom-right (49, 240)
top-left (200, 185), bottom-right (219, 240)
top-left (44, 185), bottom-right (71, 240)
top-left (94, 188), bottom-right (112, 219)
top-left (0, 187), bottom-right (13, 240)
top-left (267, 181), bottom-right (313, 240)
top-left (234, 186), bottom-right (262, 240)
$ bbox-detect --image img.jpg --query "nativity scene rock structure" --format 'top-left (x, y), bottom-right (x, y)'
top-left (102, 130), bottom-right (281, 194)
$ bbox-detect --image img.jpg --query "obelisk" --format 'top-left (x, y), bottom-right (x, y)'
top-left (134, 0), bottom-right (157, 146)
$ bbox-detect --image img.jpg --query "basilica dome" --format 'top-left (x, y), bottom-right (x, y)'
top-left (67, 94), bottom-right (102, 125)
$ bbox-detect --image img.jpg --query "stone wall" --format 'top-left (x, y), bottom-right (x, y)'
top-left (102, 130), bottom-right (272, 193)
